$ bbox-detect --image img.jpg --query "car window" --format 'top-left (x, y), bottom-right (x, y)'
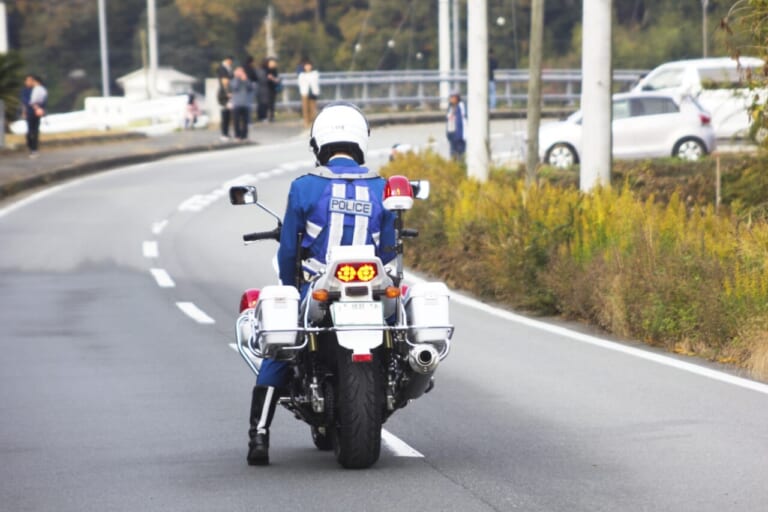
top-left (630, 97), bottom-right (679, 117)
top-left (612, 99), bottom-right (630, 120)
top-left (698, 66), bottom-right (759, 89)
top-left (642, 68), bottom-right (685, 91)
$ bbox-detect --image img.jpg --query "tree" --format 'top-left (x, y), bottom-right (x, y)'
top-left (0, 51), bottom-right (25, 131)
top-left (722, 0), bottom-right (768, 144)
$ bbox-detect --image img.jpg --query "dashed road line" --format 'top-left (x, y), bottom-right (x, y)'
top-left (381, 429), bottom-right (424, 458)
top-left (176, 302), bottom-right (215, 324)
top-left (151, 220), bottom-right (169, 235)
top-left (142, 241), bottom-right (159, 259)
top-left (149, 268), bottom-right (175, 288)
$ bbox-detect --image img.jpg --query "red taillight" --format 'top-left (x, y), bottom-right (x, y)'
top-left (335, 262), bottom-right (378, 283)
top-left (239, 289), bottom-right (261, 312)
top-left (699, 113), bottom-right (711, 125)
top-left (352, 353), bottom-right (373, 363)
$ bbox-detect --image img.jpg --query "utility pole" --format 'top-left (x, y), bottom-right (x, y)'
top-left (466, 0), bottom-right (489, 182)
top-left (580, 0), bottom-right (612, 191)
top-left (701, 0), bottom-right (709, 57)
top-left (265, 5), bottom-right (276, 57)
top-left (147, 0), bottom-right (159, 98)
top-left (98, 0), bottom-right (111, 97)
top-left (0, 1), bottom-right (8, 54)
top-left (525, 0), bottom-right (544, 183)
top-left (452, 0), bottom-right (460, 85)
top-left (439, 0), bottom-right (451, 109)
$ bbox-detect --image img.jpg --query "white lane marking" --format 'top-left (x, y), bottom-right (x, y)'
top-left (382, 429), bottom-right (424, 458)
top-left (177, 302), bottom-right (215, 324)
top-left (405, 273), bottom-right (768, 397)
top-left (149, 268), bottom-right (175, 288)
top-left (151, 220), bottom-right (169, 235)
top-left (142, 241), bottom-right (159, 259)
top-left (178, 173), bottom-right (261, 213)
top-left (0, 181), bottom-right (80, 220)
top-left (228, 342), bottom-right (239, 352)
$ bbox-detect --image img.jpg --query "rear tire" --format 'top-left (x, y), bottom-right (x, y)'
top-left (545, 143), bottom-right (578, 168)
top-left (673, 137), bottom-right (706, 161)
top-left (333, 349), bottom-right (384, 469)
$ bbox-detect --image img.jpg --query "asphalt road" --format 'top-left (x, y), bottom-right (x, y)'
top-left (1, 122), bottom-right (767, 512)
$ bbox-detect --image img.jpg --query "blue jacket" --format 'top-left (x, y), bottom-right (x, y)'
top-left (277, 157), bottom-right (397, 289)
top-left (446, 101), bottom-right (467, 141)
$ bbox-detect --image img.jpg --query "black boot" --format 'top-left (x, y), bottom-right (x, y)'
top-left (247, 386), bottom-right (278, 466)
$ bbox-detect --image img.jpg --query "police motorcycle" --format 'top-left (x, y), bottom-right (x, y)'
top-left (229, 176), bottom-right (453, 469)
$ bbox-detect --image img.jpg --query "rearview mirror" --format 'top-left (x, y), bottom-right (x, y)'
top-left (410, 180), bottom-right (430, 200)
top-left (230, 185), bottom-right (258, 205)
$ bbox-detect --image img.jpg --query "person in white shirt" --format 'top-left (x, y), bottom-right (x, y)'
top-left (297, 60), bottom-right (320, 129)
top-left (23, 75), bottom-right (48, 158)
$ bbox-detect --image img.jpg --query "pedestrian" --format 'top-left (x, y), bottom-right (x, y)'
top-left (217, 56), bottom-right (234, 140)
top-left (265, 57), bottom-right (282, 122)
top-left (446, 91), bottom-right (467, 161)
top-left (185, 92), bottom-right (200, 129)
top-left (243, 55), bottom-right (259, 123)
top-left (22, 74), bottom-right (48, 158)
top-left (297, 60), bottom-right (320, 129)
top-left (230, 66), bottom-right (255, 141)
top-left (489, 48), bottom-right (499, 110)
top-left (255, 59), bottom-right (270, 122)
top-left (246, 102), bottom-right (396, 466)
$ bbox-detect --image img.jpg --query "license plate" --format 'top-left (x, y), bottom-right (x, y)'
top-left (331, 302), bottom-right (383, 326)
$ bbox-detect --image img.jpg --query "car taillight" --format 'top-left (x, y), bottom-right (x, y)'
top-left (335, 262), bottom-right (378, 283)
top-left (699, 113), bottom-right (711, 125)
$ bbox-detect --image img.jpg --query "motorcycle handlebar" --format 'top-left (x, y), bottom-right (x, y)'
top-left (243, 227), bottom-right (281, 242)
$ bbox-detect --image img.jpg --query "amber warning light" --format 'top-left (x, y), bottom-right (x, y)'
top-left (383, 175), bottom-right (414, 211)
top-left (335, 262), bottom-right (379, 283)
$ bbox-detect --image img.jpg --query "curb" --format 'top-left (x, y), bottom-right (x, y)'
top-left (0, 132), bottom-right (148, 154)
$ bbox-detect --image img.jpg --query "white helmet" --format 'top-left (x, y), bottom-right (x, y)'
top-left (310, 102), bottom-right (370, 164)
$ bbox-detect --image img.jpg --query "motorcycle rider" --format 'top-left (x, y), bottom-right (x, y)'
top-left (247, 102), bottom-right (397, 466)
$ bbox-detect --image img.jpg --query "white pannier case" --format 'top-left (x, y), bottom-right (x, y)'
top-left (405, 282), bottom-right (451, 343)
top-left (257, 285), bottom-right (300, 348)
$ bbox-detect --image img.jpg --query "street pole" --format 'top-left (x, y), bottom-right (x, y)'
top-left (147, 0), bottom-right (159, 98)
top-left (439, 0), bottom-right (451, 109)
top-left (701, 0), bottom-right (709, 57)
top-left (466, 0), bottom-right (489, 182)
top-left (525, 0), bottom-right (544, 184)
top-left (265, 5), bottom-right (275, 57)
top-left (580, 0), bottom-right (612, 191)
top-left (452, 0), bottom-right (460, 86)
top-left (98, 0), bottom-right (111, 97)
top-left (0, 1), bottom-right (8, 54)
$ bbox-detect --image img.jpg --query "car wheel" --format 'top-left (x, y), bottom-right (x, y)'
top-left (545, 143), bottom-right (578, 168)
top-left (673, 138), bottom-right (706, 161)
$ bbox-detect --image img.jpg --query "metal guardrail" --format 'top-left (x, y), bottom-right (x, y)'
top-left (277, 68), bottom-right (648, 111)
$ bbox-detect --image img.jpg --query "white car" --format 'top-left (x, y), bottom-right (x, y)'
top-left (538, 92), bottom-right (717, 169)
top-left (631, 57), bottom-right (764, 138)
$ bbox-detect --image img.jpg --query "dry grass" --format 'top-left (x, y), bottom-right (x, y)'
top-left (384, 150), bottom-right (768, 382)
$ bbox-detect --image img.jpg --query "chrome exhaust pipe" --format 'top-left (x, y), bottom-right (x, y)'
top-left (408, 344), bottom-right (440, 375)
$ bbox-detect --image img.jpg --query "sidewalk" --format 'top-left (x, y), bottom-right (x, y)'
top-left (0, 122), bottom-right (306, 200)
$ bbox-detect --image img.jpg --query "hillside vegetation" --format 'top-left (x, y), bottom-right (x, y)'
top-left (5, 1), bottom-right (741, 113)
top-left (383, 152), bottom-right (768, 380)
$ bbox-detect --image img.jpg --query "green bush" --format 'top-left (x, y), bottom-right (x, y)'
top-left (383, 151), bottom-right (768, 378)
